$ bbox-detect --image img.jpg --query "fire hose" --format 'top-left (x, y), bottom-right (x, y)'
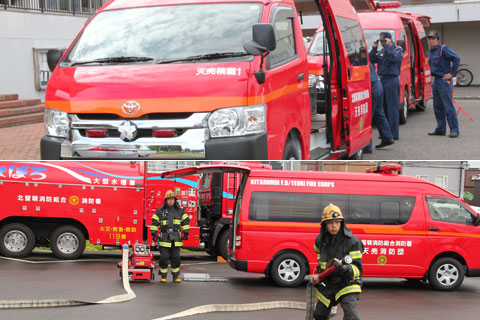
top-left (0, 244), bottom-right (136, 309)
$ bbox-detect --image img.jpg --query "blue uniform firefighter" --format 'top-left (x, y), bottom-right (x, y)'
top-left (369, 31), bottom-right (403, 141)
top-left (364, 61), bottom-right (394, 153)
top-left (427, 30), bottom-right (461, 138)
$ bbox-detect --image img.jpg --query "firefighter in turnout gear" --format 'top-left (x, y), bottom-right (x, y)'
top-left (313, 204), bottom-right (364, 320)
top-left (150, 190), bottom-right (190, 283)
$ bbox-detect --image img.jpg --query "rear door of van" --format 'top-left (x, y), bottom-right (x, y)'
top-left (316, 0), bottom-right (373, 157)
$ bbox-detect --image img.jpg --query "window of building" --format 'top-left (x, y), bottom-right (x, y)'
top-left (434, 175), bottom-right (448, 189)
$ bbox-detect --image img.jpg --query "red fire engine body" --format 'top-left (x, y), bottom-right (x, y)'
top-left (0, 161), bottom-right (206, 259)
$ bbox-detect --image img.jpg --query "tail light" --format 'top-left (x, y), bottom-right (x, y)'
top-left (235, 223), bottom-right (242, 248)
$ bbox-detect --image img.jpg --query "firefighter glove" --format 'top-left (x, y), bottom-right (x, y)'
top-left (182, 232), bottom-right (189, 240)
top-left (334, 260), bottom-right (349, 275)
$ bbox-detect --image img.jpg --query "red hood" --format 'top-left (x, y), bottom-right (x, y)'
top-left (45, 62), bottom-right (251, 117)
top-left (307, 55), bottom-right (330, 76)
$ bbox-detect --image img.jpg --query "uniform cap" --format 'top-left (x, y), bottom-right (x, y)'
top-left (427, 30), bottom-right (440, 39)
top-left (378, 32), bottom-right (392, 41)
top-left (321, 203), bottom-right (345, 223)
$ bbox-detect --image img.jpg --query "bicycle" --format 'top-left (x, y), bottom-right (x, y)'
top-left (455, 65), bottom-right (473, 87)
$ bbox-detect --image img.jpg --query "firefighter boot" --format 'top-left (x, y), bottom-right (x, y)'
top-left (173, 274), bottom-right (182, 283)
top-left (160, 276), bottom-right (167, 283)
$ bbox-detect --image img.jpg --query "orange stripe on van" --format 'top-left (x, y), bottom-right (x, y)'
top-left (349, 66), bottom-right (369, 82)
top-left (432, 232), bottom-right (480, 239)
top-left (46, 82), bottom-right (308, 116)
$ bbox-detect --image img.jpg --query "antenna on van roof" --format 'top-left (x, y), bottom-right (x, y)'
top-left (366, 163), bottom-right (402, 174)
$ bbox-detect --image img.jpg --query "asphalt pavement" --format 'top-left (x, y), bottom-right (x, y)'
top-left (1, 250), bottom-right (480, 320)
top-left (0, 86), bottom-right (478, 160)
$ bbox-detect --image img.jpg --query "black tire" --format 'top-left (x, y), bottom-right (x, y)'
top-left (216, 229), bottom-right (229, 261)
top-left (50, 225), bottom-right (86, 260)
top-left (428, 257), bottom-right (465, 291)
top-left (270, 252), bottom-right (307, 287)
top-left (399, 88), bottom-right (408, 125)
top-left (455, 69), bottom-right (473, 87)
top-left (282, 134), bottom-right (302, 160)
top-left (0, 223), bottom-right (36, 258)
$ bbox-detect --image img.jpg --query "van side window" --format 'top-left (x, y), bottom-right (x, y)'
top-left (335, 16), bottom-right (367, 66)
top-left (249, 192), bottom-right (414, 224)
top-left (426, 197), bottom-right (475, 225)
top-left (348, 195), bottom-right (414, 225)
top-left (201, 173), bottom-right (211, 190)
top-left (269, 7), bottom-right (297, 68)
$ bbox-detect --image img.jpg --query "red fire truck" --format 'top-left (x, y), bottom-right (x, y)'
top-left (41, 0), bottom-right (377, 160)
top-left (162, 164), bottom-right (480, 291)
top-left (0, 161), bottom-right (209, 259)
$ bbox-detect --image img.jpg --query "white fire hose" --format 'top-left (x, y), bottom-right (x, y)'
top-left (0, 244), bottom-right (135, 309)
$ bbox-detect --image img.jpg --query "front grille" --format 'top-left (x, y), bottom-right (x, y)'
top-left (76, 113), bottom-right (194, 121)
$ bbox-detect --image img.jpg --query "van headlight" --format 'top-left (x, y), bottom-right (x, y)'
top-left (45, 108), bottom-right (69, 138)
top-left (309, 74), bottom-right (318, 87)
top-left (208, 105), bottom-right (266, 138)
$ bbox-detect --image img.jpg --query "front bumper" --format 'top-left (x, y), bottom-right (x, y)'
top-left (40, 113), bottom-right (267, 159)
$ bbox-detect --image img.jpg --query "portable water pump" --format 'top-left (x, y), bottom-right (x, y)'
top-left (118, 244), bottom-right (156, 281)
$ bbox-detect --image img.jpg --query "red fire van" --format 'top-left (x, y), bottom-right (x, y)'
top-left (358, 2), bottom-right (432, 124)
top-left (41, 0), bottom-right (375, 160)
top-left (162, 164), bottom-right (480, 291)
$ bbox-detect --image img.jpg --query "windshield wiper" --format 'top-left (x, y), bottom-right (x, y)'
top-left (70, 56), bottom-right (154, 66)
top-left (157, 52), bottom-right (250, 64)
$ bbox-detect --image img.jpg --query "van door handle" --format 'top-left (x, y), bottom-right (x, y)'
top-left (298, 73), bottom-right (304, 82)
top-left (429, 227), bottom-right (439, 231)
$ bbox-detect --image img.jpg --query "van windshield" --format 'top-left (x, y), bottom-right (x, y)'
top-left (363, 29), bottom-right (396, 51)
top-left (308, 30), bottom-right (329, 56)
top-left (65, 3), bottom-right (263, 65)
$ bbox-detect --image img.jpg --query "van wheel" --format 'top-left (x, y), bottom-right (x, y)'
top-left (50, 226), bottom-right (86, 260)
top-left (270, 252), bottom-right (307, 287)
top-left (216, 229), bottom-right (229, 261)
top-left (399, 88), bottom-right (408, 124)
top-left (282, 134), bottom-right (302, 160)
top-left (0, 223), bottom-right (36, 258)
top-left (428, 257), bottom-right (465, 291)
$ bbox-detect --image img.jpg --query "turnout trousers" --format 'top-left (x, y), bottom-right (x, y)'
top-left (381, 76), bottom-right (400, 140)
top-left (432, 78), bottom-right (459, 134)
top-left (158, 243), bottom-right (181, 278)
top-left (314, 293), bottom-right (360, 320)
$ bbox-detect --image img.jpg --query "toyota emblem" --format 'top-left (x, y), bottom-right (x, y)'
top-left (121, 101), bottom-right (141, 116)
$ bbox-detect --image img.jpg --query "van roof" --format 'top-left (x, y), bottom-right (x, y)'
top-left (248, 169), bottom-right (458, 197)
top-left (102, 0), bottom-right (287, 11)
top-left (358, 11), bottom-right (404, 29)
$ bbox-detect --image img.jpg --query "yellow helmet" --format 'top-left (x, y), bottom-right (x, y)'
top-left (321, 203), bottom-right (344, 223)
top-left (165, 190), bottom-right (176, 199)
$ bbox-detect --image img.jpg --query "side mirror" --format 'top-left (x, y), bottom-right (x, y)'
top-left (47, 49), bottom-right (66, 72)
top-left (243, 24), bottom-right (276, 85)
top-left (243, 23), bottom-right (276, 56)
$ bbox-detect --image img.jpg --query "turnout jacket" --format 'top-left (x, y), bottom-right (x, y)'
top-left (151, 198), bottom-right (190, 248)
top-left (313, 224), bottom-right (364, 307)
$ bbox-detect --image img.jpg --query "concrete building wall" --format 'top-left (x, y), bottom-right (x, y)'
top-left (0, 10), bottom-right (88, 101)
top-left (401, 161), bottom-right (465, 196)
